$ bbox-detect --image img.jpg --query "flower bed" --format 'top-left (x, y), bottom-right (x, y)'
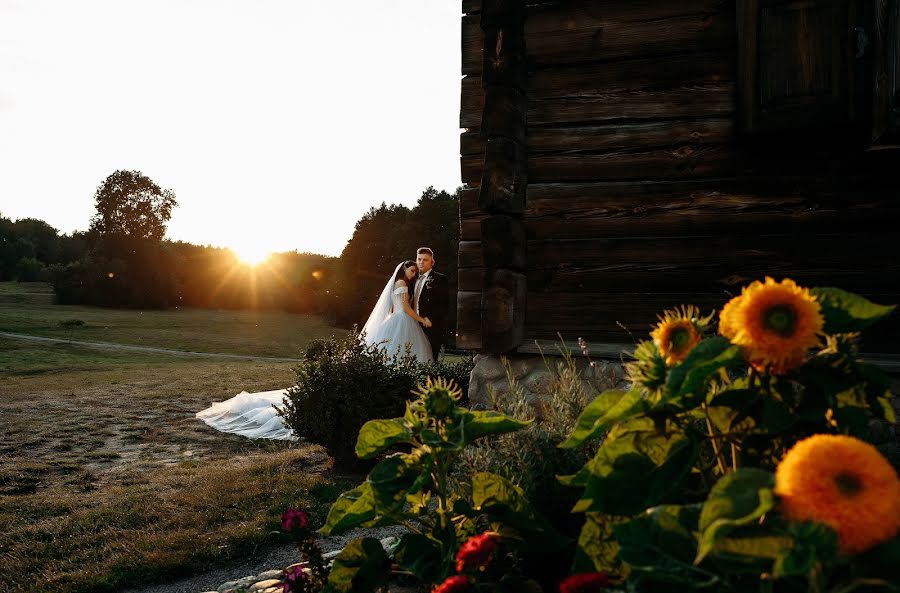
top-left (277, 279), bottom-right (899, 593)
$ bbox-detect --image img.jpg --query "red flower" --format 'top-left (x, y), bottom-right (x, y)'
top-left (559, 572), bottom-right (611, 593)
top-left (433, 575), bottom-right (471, 593)
top-left (281, 507), bottom-right (309, 533)
top-left (455, 531), bottom-right (501, 573)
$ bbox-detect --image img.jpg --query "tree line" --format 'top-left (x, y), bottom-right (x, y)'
top-left (1, 170), bottom-right (461, 343)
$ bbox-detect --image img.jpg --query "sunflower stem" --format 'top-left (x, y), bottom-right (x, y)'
top-left (808, 562), bottom-right (825, 593)
top-left (702, 402), bottom-right (729, 476)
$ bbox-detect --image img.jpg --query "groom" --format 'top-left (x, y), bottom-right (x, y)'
top-left (413, 247), bottom-right (449, 360)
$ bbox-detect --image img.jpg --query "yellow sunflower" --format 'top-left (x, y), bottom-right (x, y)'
top-left (651, 305), bottom-right (703, 366)
top-left (718, 277), bottom-right (823, 374)
top-left (775, 434), bottom-right (900, 555)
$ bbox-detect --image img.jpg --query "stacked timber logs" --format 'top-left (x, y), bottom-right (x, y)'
top-left (457, 0), bottom-right (900, 354)
top-left (471, 0), bottom-right (529, 353)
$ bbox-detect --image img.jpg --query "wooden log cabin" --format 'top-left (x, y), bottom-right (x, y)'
top-left (457, 0), bottom-right (900, 372)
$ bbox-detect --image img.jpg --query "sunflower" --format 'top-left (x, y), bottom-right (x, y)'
top-left (651, 305), bottom-right (704, 366)
top-left (775, 434), bottom-right (900, 555)
top-left (718, 277), bottom-right (823, 374)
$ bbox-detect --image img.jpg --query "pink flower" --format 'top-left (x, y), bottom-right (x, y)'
top-left (455, 531), bottom-right (501, 573)
top-left (559, 572), bottom-right (612, 593)
top-left (433, 574), bottom-right (472, 593)
top-left (282, 564), bottom-right (309, 593)
top-left (281, 507), bottom-right (309, 533)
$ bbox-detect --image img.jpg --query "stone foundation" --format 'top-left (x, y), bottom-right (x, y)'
top-left (466, 352), bottom-right (630, 410)
top-left (467, 358), bottom-right (900, 472)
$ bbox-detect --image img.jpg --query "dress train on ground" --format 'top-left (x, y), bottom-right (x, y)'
top-left (195, 389), bottom-right (295, 440)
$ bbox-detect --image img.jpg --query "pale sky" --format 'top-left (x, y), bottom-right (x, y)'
top-left (0, 1), bottom-right (463, 259)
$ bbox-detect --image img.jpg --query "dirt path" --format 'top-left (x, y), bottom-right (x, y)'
top-left (0, 331), bottom-right (303, 362)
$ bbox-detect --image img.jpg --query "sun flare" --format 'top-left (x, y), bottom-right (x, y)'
top-left (231, 244), bottom-right (272, 267)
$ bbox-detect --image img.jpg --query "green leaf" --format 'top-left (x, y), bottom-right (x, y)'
top-left (573, 512), bottom-right (624, 574)
top-left (367, 454), bottom-right (425, 513)
top-left (773, 522), bottom-right (839, 578)
top-left (355, 419), bottom-right (412, 459)
top-left (614, 505), bottom-right (715, 588)
top-left (664, 337), bottom-right (742, 409)
top-left (472, 472), bottom-right (569, 551)
top-left (696, 468), bottom-right (775, 562)
top-left (859, 362), bottom-right (897, 424)
top-left (394, 533), bottom-right (442, 583)
top-left (811, 287), bottom-right (895, 334)
top-left (714, 534), bottom-right (793, 560)
top-left (559, 389), bottom-right (645, 449)
top-left (471, 471), bottom-right (528, 512)
top-left (573, 417), bottom-right (697, 516)
top-left (420, 428), bottom-right (447, 447)
top-left (557, 466), bottom-right (590, 488)
top-left (832, 398), bottom-right (871, 438)
top-left (403, 401), bottom-right (423, 429)
top-left (455, 409), bottom-right (531, 445)
top-left (321, 483), bottom-right (378, 536)
top-left (706, 389), bottom-right (759, 434)
top-left (761, 395), bottom-right (794, 434)
top-left (322, 537), bottom-right (390, 593)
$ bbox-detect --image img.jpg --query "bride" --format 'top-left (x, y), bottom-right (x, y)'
top-left (361, 260), bottom-right (434, 363)
top-left (196, 261), bottom-right (433, 440)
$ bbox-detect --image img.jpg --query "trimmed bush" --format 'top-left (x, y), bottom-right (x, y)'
top-left (279, 331), bottom-right (474, 469)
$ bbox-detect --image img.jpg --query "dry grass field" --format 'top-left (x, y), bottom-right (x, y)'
top-left (0, 283), bottom-right (352, 593)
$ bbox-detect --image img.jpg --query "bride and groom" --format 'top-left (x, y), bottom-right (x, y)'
top-left (195, 247), bottom-right (449, 440)
top-left (361, 247), bottom-right (449, 363)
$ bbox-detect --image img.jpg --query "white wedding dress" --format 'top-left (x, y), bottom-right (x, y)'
top-left (196, 388), bottom-right (295, 440)
top-left (364, 283), bottom-right (433, 362)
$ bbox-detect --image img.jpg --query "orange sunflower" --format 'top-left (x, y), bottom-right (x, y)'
top-left (718, 277), bottom-right (823, 373)
top-left (650, 305), bottom-right (705, 366)
top-left (775, 434), bottom-right (900, 555)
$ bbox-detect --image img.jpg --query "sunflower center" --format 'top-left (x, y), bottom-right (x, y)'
top-left (764, 305), bottom-right (796, 337)
top-left (670, 327), bottom-right (692, 351)
top-left (834, 472), bottom-right (862, 498)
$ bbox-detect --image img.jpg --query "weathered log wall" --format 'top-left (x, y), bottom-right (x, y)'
top-left (458, 0), bottom-right (900, 354)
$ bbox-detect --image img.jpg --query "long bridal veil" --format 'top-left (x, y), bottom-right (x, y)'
top-left (196, 389), bottom-right (295, 440)
top-left (361, 262), bottom-right (405, 341)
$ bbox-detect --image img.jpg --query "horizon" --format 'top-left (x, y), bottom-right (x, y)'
top-left (0, 1), bottom-right (463, 258)
top-left (2, 183), bottom-right (458, 262)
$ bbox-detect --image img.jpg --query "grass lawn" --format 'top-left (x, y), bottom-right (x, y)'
top-left (0, 284), bottom-right (356, 593)
top-left (0, 281), bottom-right (343, 358)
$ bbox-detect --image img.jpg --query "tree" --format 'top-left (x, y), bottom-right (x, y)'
top-left (12, 218), bottom-right (59, 262)
top-left (88, 170), bottom-right (177, 242)
top-left (326, 186), bottom-right (461, 346)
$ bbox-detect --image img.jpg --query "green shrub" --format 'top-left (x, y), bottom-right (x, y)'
top-left (416, 355), bottom-right (476, 403)
top-left (15, 257), bottom-right (47, 282)
top-left (278, 332), bottom-right (475, 470)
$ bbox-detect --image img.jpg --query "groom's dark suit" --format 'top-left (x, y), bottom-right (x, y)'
top-left (415, 270), bottom-right (449, 359)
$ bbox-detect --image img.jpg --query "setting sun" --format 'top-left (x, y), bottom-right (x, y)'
top-left (231, 244), bottom-right (272, 267)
